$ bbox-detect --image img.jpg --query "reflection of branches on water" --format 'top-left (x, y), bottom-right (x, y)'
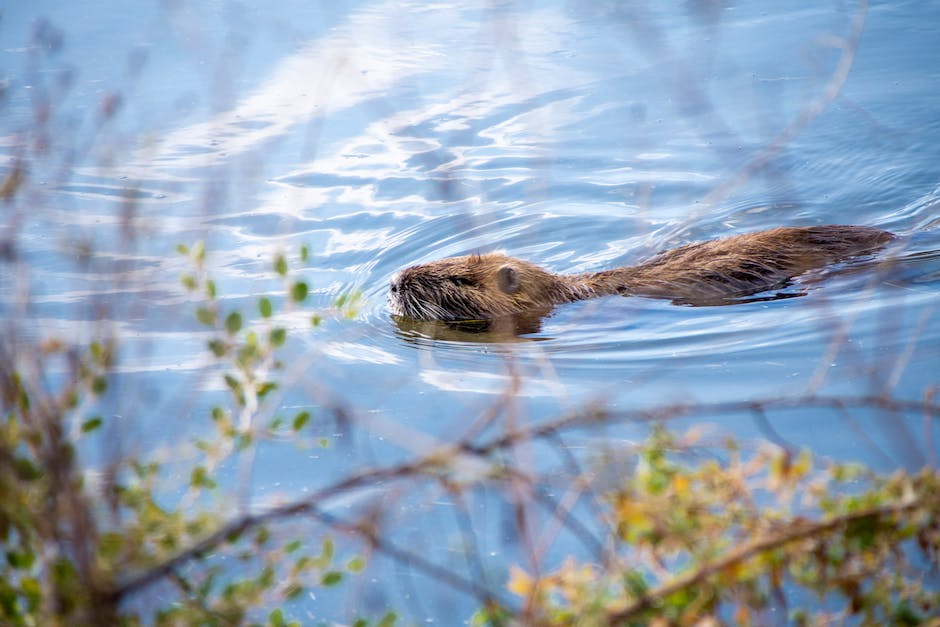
top-left (696, 0), bottom-right (870, 212)
top-left (796, 242), bottom-right (936, 470)
top-left (601, 0), bottom-right (871, 242)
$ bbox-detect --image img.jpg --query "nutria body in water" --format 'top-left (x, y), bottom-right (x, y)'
top-left (388, 225), bottom-right (894, 321)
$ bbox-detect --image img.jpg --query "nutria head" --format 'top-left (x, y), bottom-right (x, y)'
top-left (388, 253), bottom-right (584, 321)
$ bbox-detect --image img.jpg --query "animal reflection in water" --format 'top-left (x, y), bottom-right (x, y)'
top-left (389, 225), bottom-right (895, 340)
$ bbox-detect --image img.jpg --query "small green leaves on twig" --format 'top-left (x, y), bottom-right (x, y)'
top-left (290, 281), bottom-right (308, 303)
top-left (274, 254), bottom-right (288, 277)
top-left (196, 307), bottom-right (215, 327)
top-left (334, 291), bottom-right (362, 319)
top-left (269, 328), bottom-right (286, 347)
top-left (90, 376), bottom-right (108, 395)
top-left (292, 411), bottom-right (311, 431)
top-left (499, 427), bottom-right (940, 626)
top-left (81, 416), bottom-right (103, 433)
top-left (225, 312), bottom-right (242, 335)
top-left (190, 465), bottom-right (217, 490)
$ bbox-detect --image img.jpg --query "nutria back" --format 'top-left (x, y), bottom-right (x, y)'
top-left (388, 225), bottom-right (894, 321)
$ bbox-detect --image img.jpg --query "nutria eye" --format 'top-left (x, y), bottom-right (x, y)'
top-left (448, 276), bottom-right (474, 286)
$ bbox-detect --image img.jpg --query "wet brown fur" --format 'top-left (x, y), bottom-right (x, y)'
top-left (389, 225), bottom-right (894, 321)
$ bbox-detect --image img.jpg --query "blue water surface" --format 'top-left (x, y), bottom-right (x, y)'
top-left (2, 0), bottom-right (939, 623)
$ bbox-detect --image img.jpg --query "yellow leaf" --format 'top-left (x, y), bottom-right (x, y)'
top-left (507, 565), bottom-right (534, 597)
top-left (616, 497), bottom-right (648, 527)
top-left (672, 474), bottom-right (690, 496)
top-left (721, 561), bottom-right (745, 582)
top-left (792, 449), bottom-right (813, 480)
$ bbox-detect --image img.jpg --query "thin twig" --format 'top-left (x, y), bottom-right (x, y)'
top-left (109, 393), bottom-right (939, 605)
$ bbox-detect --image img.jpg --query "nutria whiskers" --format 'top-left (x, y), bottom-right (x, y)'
top-left (388, 225), bottom-right (894, 321)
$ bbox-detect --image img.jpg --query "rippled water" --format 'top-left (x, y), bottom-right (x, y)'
top-left (3, 0), bottom-right (940, 622)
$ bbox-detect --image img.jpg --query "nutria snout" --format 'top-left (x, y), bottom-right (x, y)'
top-left (388, 225), bottom-right (894, 321)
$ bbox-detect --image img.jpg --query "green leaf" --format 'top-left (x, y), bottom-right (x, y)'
top-left (13, 457), bottom-right (44, 481)
top-left (224, 374), bottom-right (245, 406)
top-left (892, 601), bottom-right (924, 625)
top-left (269, 608), bottom-right (286, 627)
top-left (270, 328), bottom-right (286, 347)
top-left (292, 411), bottom-right (310, 431)
top-left (21, 577), bottom-right (41, 612)
top-left (378, 611), bottom-right (398, 627)
top-left (347, 556), bottom-right (365, 573)
top-left (623, 570), bottom-right (649, 597)
top-left (193, 240), bottom-right (206, 263)
top-left (284, 583), bottom-right (303, 600)
top-left (224, 374), bottom-right (241, 394)
top-left (208, 339), bottom-right (228, 357)
top-left (300, 244), bottom-right (309, 262)
top-left (90, 340), bottom-right (111, 366)
top-left (206, 279), bottom-right (217, 299)
top-left (81, 416), bottom-right (103, 433)
top-left (260, 565), bottom-right (275, 588)
top-left (91, 376), bottom-right (108, 395)
top-left (190, 466), bottom-right (217, 490)
top-left (321, 571), bottom-right (343, 587)
top-left (311, 315), bottom-right (322, 327)
top-left (196, 307), bottom-right (216, 326)
top-left (285, 539), bottom-right (302, 554)
top-left (225, 311), bottom-right (242, 335)
top-left (255, 526), bottom-right (270, 546)
top-left (847, 514), bottom-right (878, 550)
top-left (181, 274), bottom-right (197, 291)
top-left (291, 281), bottom-right (309, 302)
top-left (235, 431), bottom-right (253, 450)
top-left (6, 550), bottom-right (36, 570)
top-left (274, 254), bottom-right (288, 276)
top-left (98, 532), bottom-right (123, 561)
top-left (259, 297), bottom-right (273, 318)
top-left (322, 539), bottom-right (334, 562)
top-left (17, 388), bottom-right (30, 411)
top-left (236, 343), bottom-right (259, 368)
top-left (176, 243), bottom-right (189, 255)
top-left (257, 381), bottom-right (278, 398)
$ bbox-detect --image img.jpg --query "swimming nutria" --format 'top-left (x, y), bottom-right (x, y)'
top-left (388, 225), bottom-right (894, 321)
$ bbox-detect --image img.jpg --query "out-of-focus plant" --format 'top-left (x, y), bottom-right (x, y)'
top-left (0, 238), bottom-right (369, 626)
top-left (481, 426), bottom-right (940, 626)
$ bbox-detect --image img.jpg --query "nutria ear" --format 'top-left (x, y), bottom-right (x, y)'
top-left (497, 265), bottom-right (519, 294)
